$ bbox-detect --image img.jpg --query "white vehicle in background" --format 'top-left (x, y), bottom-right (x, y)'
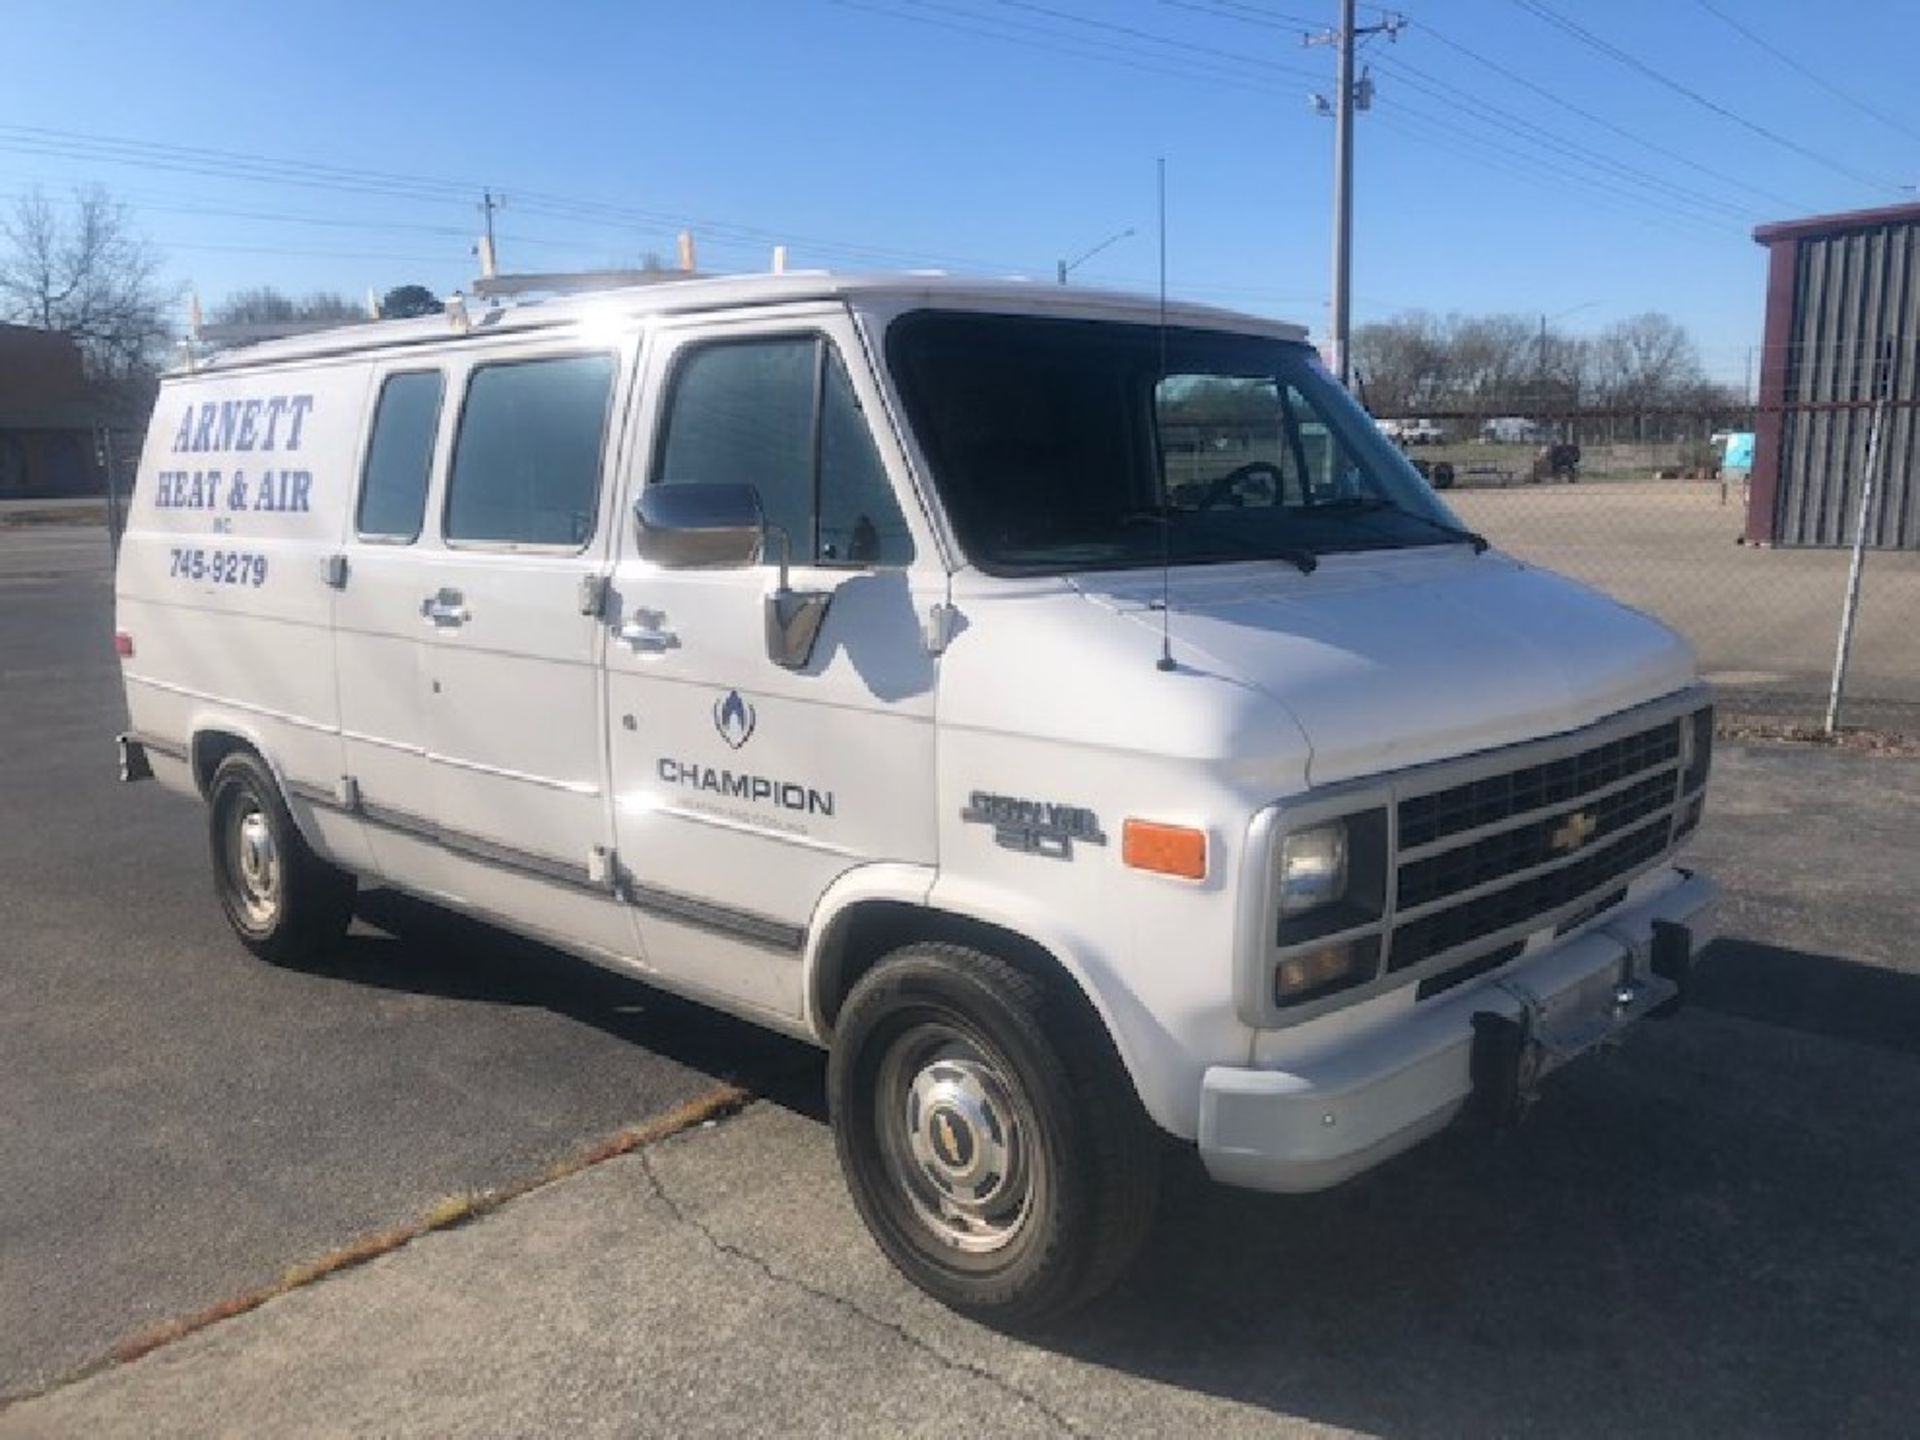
top-left (114, 272), bottom-right (1717, 1324)
top-left (1375, 417), bottom-right (1445, 445)
top-left (1482, 415), bottom-right (1546, 445)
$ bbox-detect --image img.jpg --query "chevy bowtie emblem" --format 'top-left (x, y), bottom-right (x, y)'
top-left (1549, 810), bottom-right (1598, 853)
top-left (934, 1113), bottom-right (963, 1166)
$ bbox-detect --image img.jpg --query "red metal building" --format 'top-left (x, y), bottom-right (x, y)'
top-left (0, 325), bottom-right (102, 499)
top-left (1749, 201), bottom-right (1919, 549)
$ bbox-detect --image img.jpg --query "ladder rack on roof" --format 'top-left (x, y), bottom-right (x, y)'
top-left (194, 317), bottom-right (371, 347)
top-left (471, 269), bottom-right (710, 300)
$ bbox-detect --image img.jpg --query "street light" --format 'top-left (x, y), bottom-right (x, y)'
top-left (1056, 227), bottom-right (1136, 285)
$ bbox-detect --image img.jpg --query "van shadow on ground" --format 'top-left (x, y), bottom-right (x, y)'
top-left (309, 890), bottom-right (825, 1105)
top-left (1035, 936), bottom-right (1920, 1438)
top-left (309, 908), bottom-right (1920, 1438)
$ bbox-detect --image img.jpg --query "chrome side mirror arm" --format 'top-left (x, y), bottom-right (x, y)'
top-left (762, 525), bottom-right (832, 670)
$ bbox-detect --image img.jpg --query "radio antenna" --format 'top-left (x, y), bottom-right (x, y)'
top-left (1154, 156), bottom-right (1176, 673)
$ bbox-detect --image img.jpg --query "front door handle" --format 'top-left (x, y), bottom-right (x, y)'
top-left (421, 588), bottom-right (469, 626)
top-left (617, 609), bottom-right (679, 653)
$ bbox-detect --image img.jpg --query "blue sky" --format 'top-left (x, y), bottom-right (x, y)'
top-left (4, 0), bottom-right (1916, 386)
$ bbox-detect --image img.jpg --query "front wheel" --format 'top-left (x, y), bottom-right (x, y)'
top-left (827, 943), bottom-right (1159, 1326)
top-left (207, 750), bottom-right (356, 964)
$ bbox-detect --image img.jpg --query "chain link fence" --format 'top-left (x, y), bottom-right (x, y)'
top-left (1411, 407), bottom-right (1918, 734)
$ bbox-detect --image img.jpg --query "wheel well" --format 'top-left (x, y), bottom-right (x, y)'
top-left (814, 901), bottom-right (1096, 1037)
top-left (190, 730), bottom-right (254, 797)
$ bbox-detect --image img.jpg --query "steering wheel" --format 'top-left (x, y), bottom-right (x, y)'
top-left (1196, 460), bottom-right (1284, 512)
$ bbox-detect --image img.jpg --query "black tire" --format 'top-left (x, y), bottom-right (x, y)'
top-left (207, 750), bottom-right (355, 964)
top-left (827, 943), bottom-right (1159, 1327)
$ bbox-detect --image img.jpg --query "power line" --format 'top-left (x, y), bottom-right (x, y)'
top-left (982, 0), bottom-right (1320, 80)
top-left (1159, 0), bottom-right (1789, 226)
top-left (1156, 1), bottom-right (1323, 36)
top-left (1690, 0), bottom-right (1920, 148)
top-left (1364, 114), bottom-right (1730, 245)
top-left (1400, 21), bottom-right (1814, 215)
top-left (1509, 0), bottom-right (1907, 194)
top-left (0, 120), bottom-right (1037, 280)
top-left (829, 0), bottom-right (1298, 96)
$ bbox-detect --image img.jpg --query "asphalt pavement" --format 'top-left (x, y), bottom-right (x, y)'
top-left (2, 526), bottom-right (1917, 1436)
top-left (0, 528), bottom-right (813, 1398)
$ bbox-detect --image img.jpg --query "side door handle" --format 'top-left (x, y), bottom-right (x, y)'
top-left (617, 609), bottom-right (679, 653)
top-left (421, 588), bottom-right (469, 627)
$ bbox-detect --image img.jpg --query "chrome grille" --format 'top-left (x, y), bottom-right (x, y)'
top-left (1244, 690), bottom-right (1713, 1031)
top-left (1397, 721), bottom-right (1680, 850)
top-left (1389, 820), bottom-right (1670, 971)
top-left (1388, 716), bottom-right (1685, 973)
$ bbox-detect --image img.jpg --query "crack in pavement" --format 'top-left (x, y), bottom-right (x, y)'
top-left (636, 1142), bottom-right (1086, 1439)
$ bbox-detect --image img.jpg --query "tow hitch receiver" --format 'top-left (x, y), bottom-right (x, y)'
top-left (1649, 918), bottom-right (1693, 1018)
top-left (1469, 1009), bottom-right (1535, 1129)
top-left (1470, 923), bottom-right (1694, 1128)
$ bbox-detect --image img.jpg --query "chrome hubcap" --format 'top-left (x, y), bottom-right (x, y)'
top-left (229, 803), bottom-right (281, 927)
top-left (879, 1029), bottom-right (1030, 1254)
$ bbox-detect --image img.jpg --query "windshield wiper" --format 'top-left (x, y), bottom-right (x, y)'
top-left (1310, 496), bottom-right (1490, 554)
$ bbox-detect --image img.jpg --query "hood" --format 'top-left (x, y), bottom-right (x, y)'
top-left (1074, 548), bottom-right (1696, 786)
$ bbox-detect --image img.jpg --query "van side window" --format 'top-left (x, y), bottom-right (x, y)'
top-left (357, 371), bottom-right (443, 540)
top-left (446, 353), bottom-right (615, 547)
top-left (655, 337), bottom-right (913, 567)
top-left (656, 338), bottom-right (816, 557)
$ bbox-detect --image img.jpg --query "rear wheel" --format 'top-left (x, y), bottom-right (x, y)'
top-left (207, 751), bottom-right (355, 963)
top-left (828, 943), bottom-right (1159, 1326)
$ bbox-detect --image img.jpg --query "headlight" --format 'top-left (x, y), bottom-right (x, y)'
top-left (1278, 821), bottom-right (1348, 916)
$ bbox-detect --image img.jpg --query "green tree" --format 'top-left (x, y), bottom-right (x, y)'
top-left (379, 284), bottom-right (440, 319)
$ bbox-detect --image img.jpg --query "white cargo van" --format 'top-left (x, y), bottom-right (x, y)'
top-left (115, 274), bottom-right (1716, 1323)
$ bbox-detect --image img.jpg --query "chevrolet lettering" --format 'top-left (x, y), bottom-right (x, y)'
top-left (114, 272), bottom-right (1717, 1326)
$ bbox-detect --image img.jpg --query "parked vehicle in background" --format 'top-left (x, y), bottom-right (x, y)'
top-left (1410, 457), bottom-right (1457, 490)
top-left (1530, 442), bottom-right (1582, 483)
top-left (113, 272), bottom-right (1717, 1326)
top-left (1379, 417), bottom-right (1445, 445)
top-left (1482, 416), bottom-right (1545, 445)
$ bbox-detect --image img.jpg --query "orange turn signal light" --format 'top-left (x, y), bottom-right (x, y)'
top-left (1122, 820), bottom-right (1208, 880)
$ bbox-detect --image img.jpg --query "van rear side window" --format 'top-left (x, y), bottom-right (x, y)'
top-left (358, 371), bottom-right (444, 540)
top-left (446, 353), bottom-right (615, 548)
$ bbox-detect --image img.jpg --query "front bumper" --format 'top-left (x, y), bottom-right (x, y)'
top-left (1198, 868), bottom-right (1718, 1194)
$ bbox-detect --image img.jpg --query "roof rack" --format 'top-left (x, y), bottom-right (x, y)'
top-left (471, 269), bottom-right (711, 300)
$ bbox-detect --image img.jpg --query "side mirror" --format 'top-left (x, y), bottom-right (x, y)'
top-left (632, 482), bottom-right (833, 671)
top-left (633, 483), bottom-right (764, 569)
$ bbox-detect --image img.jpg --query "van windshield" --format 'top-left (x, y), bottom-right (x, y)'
top-left (886, 311), bottom-right (1465, 575)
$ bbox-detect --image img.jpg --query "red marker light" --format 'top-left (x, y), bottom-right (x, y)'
top-left (113, 631), bottom-right (135, 658)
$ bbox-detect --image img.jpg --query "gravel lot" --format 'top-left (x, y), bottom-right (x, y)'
top-left (2, 526), bottom-right (1915, 1435)
top-left (1451, 479), bottom-right (1920, 727)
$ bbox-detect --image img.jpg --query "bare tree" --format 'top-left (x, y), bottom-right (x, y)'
top-left (1352, 311), bottom-right (1448, 415)
top-left (211, 287), bottom-right (366, 325)
top-left (1592, 313), bottom-right (1702, 407)
top-left (0, 187), bottom-right (172, 379)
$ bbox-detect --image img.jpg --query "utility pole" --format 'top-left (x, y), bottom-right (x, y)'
top-left (1306, 4), bottom-right (1403, 386)
top-left (477, 189), bottom-right (504, 278)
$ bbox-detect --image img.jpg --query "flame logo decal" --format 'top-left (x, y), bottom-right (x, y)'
top-left (713, 689), bottom-right (756, 750)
